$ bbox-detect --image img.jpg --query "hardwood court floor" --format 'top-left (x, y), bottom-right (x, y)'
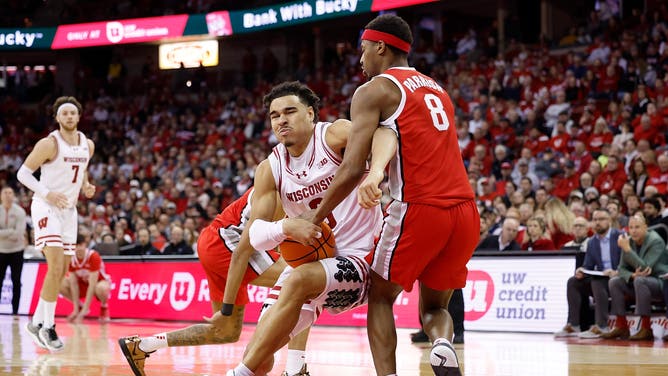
top-left (2, 315), bottom-right (668, 375)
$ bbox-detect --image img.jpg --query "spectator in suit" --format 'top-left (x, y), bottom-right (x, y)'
top-left (157, 225), bottom-right (194, 255)
top-left (561, 216), bottom-right (591, 254)
top-left (555, 208), bottom-right (621, 338)
top-left (122, 228), bottom-right (157, 256)
top-left (476, 218), bottom-right (521, 252)
top-left (601, 213), bottom-right (668, 340)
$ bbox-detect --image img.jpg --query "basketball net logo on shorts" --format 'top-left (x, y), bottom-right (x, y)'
top-left (38, 217), bottom-right (48, 230)
top-left (169, 272), bottom-right (196, 311)
top-left (462, 270), bottom-right (495, 321)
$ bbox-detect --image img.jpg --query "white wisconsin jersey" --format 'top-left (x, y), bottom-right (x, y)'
top-left (268, 122), bottom-right (381, 258)
top-left (37, 130), bottom-right (90, 208)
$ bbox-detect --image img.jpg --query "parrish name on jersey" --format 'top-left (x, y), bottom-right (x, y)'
top-left (402, 74), bottom-right (444, 94)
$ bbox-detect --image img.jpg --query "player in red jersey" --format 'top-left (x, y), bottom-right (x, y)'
top-left (60, 234), bottom-right (111, 323)
top-left (118, 188), bottom-right (310, 376)
top-left (308, 14), bottom-right (479, 376)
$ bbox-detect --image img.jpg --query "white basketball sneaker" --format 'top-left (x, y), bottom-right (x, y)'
top-left (430, 338), bottom-right (462, 376)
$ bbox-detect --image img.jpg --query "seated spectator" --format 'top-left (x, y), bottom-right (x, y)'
top-left (157, 225), bottom-right (194, 256)
top-left (594, 155), bottom-right (627, 196)
top-left (629, 159), bottom-right (650, 197)
top-left (553, 161), bottom-right (580, 201)
top-left (148, 224), bottom-right (167, 251)
top-left (544, 197), bottom-right (575, 249)
top-left (60, 235), bottom-right (112, 322)
top-left (522, 217), bottom-right (556, 251)
top-left (561, 216), bottom-right (591, 254)
top-left (476, 218), bottom-right (521, 252)
top-left (94, 232), bottom-right (119, 256)
top-left (555, 208), bottom-right (621, 338)
top-left (642, 197), bottom-right (666, 227)
top-left (601, 214), bottom-right (668, 340)
top-left (607, 200), bottom-right (628, 230)
top-left (122, 228), bottom-right (157, 256)
top-left (647, 153), bottom-right (668, 196)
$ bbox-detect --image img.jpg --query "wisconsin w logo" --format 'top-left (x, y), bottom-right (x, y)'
top-left (38, 217), bottom-right (48, 230)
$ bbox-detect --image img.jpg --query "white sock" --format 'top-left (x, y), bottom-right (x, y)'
top-left (138, 333), bottom-right (169, 352)
top-left (285, 349), bottom-right (306, 375)
top-left (232, 363), bottom-right (254, 376)
top-left (32, 298), bottom-right (46, 326)
top-left (433, 337), bottom-right (450, 346)
top-left (42, 300), bottom-right (57, 328)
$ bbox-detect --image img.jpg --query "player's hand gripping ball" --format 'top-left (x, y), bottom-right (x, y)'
top-left (279, 222), bottom-right (336, 267)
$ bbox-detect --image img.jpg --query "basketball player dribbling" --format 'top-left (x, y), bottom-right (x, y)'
top-left (18, 96), bottom-right (96, 352)
top-left (225, 81), bottom-right (396, 376)
top-left (308, 15), bottom-right (480, 376)
top-left (117, 188), bottom-right (311, 376)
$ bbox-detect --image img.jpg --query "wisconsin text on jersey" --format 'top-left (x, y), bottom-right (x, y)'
top-left (64, 157), bottom-right (88, 163)
top-left (285, 175), bottom-right (334, 202)
top-left (402, 74), bottom-right (444, 94)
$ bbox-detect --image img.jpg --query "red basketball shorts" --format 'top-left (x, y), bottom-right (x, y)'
top-left (368, 199), bottom-right (480, 292)
top-left (197, 225), bottom-right (279, 305)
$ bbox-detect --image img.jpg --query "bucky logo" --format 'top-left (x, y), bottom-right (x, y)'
top-left (463, 270), bottom-right (495, 321)
top-left (38, 217), bottom-right (48, 230)
top-left (169, 272), bottom-right (196, 311)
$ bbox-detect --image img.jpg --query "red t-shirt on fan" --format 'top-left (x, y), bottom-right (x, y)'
top-left (378, 67), bottom-right (474, 208)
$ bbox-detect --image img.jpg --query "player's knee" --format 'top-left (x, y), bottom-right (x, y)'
top-left (47, 264), bottom-right (66, 279)
top-left (282, 269), bottom-right (313, 300)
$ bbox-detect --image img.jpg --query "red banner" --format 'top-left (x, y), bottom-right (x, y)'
top-left (371, 0), bottom-right (438, 11)
top-left (29, 261), bottom-right (420, 328)
top-left (51, 15), bottom-right (189, 49)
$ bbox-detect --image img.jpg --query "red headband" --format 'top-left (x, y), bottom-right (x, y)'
top-left (361, 29), bottom-right (411, 53)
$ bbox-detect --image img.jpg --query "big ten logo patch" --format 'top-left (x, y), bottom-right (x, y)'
top-left (463, 270), bottom-right (494, 321)
top-left (170, 272), bottom-right (196, 311)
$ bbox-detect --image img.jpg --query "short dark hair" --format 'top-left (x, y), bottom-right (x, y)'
top-left (76, 233), bottom-right (87, 245)
top-left (365, 14), bottom-right (413, 56)
top-left (263, 81), bottom-right (320, 122)
top-left (52, 96), bottom-right (83, 117)
top-left (643, 197), bottom-right (661, 211)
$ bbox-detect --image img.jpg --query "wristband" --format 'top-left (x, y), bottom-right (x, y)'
top-left (221, 303), bottom-right (234, 316)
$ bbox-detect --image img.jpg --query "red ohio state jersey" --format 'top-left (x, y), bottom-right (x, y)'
top-left (377, 67), bottom-right (474, 208)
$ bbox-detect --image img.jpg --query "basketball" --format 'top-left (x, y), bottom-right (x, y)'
top-left (279, 222), bottom-right (336, 268)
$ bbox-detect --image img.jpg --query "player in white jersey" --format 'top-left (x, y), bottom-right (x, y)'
top-left (225, 82), bottom-right (396, 376)
top-left (17, 96), bottom-right (95, 352)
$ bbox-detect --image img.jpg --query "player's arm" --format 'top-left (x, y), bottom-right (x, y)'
top-left (312, 81), bottom-right (385, 224)
top-left (81, 139), bottom-right (96, 198)
top-left (357, 127), bottom-right (397, 209)
top-left (79, 270), bottom-right (99, 318)
top-left (16, 137), bottom-right (69, 208)
top-left (220, 160), bottom-right (280, 317)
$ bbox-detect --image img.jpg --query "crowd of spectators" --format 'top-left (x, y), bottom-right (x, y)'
top-left (2, 3), bottom-right (668, 259)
